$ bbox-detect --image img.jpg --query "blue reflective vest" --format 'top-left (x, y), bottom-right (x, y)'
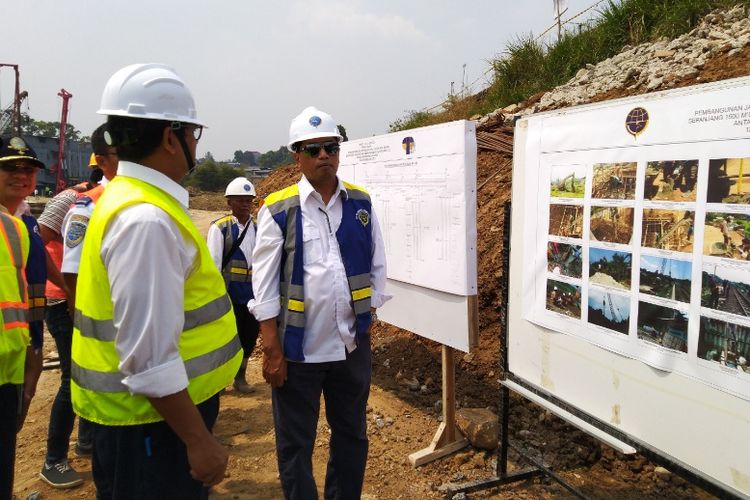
top-left (212, 215), bottom-right (255, 304)
top-left (263, 182), bottom-right (373, 361)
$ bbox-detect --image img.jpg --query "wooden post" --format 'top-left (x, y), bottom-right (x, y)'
top-left (408, 345), bottom-right (469, 467)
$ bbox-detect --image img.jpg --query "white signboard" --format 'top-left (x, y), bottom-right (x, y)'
top-left (522, 77), bottom-right (750, 401)
top-left (340, 120), bottom-right (477, 296)
top-left (339, 120), bottom-right (477, 352)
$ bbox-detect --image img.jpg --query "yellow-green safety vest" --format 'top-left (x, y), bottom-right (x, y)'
top-left (71, 175), bottom-right (242, 425)
top-left (0, 211), bottom-right (29, 385)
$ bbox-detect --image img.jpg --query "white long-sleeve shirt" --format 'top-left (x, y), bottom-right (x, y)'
top-left (61, 177), bottom-right (109, 274)
top-left (99, 162), bottom-right (196, 398)
top-left (250, 175), bottom-right (390, 363)
top-left (206, 215), bottom-right (256, 273)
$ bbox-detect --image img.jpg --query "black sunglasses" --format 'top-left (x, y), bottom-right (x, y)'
top-left (0, 163), bottom-right (37, 174)
top-left (171, 122), bottom-right (203, 141)
top-left (300, 141), bottom-right (340, 157)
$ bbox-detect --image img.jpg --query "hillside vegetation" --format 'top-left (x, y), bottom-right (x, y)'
top-left (389, 0), bottom-right (750, 131)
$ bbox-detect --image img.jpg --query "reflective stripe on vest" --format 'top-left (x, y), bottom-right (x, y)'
top-left (75, 293), bottom-right (232, 342)
top-left (265, 182), bottom-right (373, 361)
top-left (71, 175), bottom-right (242, 425)
top-left (0, 211), bottom-right (30, 385)
top-left (72, 335), bottom-right (241, 393)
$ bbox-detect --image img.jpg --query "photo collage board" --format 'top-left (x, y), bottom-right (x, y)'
top-left (538, 141), bottom-right (750, 400)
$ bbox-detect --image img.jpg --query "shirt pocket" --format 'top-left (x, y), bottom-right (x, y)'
top-left (302, 222), bottom-right (323, 265)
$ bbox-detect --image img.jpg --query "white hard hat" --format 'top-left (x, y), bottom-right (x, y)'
top-left (287, 106), bottom-right (342, 152)
top-left (225, 177), bottom-right (256, 197)
top-left (97, 63), bottom-right (204, 126)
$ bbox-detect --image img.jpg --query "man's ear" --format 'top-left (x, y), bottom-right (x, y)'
top-left (161, 127), bottom-right (180, 155)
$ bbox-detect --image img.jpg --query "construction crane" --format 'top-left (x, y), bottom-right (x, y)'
top-left (605, 292), bottom-right (621, 323)
top-left (53, 89), bottom-right (73, 193)
top-left (0, 63), bottom-right (24, 136)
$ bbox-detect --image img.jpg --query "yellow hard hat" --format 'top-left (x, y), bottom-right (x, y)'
top-left (88, 152), bottom-right (98, 168)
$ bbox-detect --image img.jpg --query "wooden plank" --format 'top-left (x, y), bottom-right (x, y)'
top-left (408, 345), bottom-right (469, 467)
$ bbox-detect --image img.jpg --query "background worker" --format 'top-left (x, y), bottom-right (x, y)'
top-left (207, 177), bottom-right (259, 393)
top-left (0, 136), bottom-right (46, 499)
top-left (61, 124), bottom-right (119, 313)
top-left (250, 106), bottom-right (390, 499)
top-left (37, 126), bottom-right (117, 489)
top-left (70, 64), bottom-right (241, 498)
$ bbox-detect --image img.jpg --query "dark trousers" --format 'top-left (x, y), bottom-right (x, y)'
top-left (0, 383), bottom-right (20, 500)
top-left (44, 302), bottom-right (93, 464)
top-left (91, 392), bottom-right (220, 500)
top-left (234, 304), bottom-right (259, 360)
top-left (272, 337), bottom-right (371, 500)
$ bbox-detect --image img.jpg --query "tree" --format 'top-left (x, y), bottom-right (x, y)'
top-left (257, 146), bottom-right (292, 170)
top-left (233, 150), bottom-right (258, 165)
top-left (185, 158), bottom-right (245, 192)
top-left (337, 124), bottom-right (348, 142)
top-left (20, 114), bottom-right (87, 142)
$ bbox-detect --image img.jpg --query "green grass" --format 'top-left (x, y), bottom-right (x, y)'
top-left (389, 0), bottom-right (750, 132)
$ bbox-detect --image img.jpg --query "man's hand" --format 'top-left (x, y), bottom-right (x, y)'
top-left (259, 319), bottom-right (286, 388)
top-left (263, 347), bottom-right (287, 388)
top-left (148, 390), bottom-right (229, 487)
top-left (18, 346), bottom-right (43, 432)
top-left (186, 434), bottom-right (229, 486)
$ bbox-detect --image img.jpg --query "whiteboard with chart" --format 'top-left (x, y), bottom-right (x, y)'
top-left (339, 120), bottom-right (477, 352)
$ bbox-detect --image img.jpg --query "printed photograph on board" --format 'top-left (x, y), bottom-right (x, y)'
top-left (588, 286), bottom-right (630, 334)
top-left (590, 206), bottom-right (634, 245)
top-left (639, 255), bottom-right (691, 303)
top-left (549, 204), bottom-right (584, 238)
top-left (703, 212), bottom-right (750, 261)
top-left (592, 162), bottom-right (637, 200)
top-left (698, 317), bottom-right (750, 374)
top-left (547, 242), bottom-right (583, 278)
top-left (589, 247), bottom-right (632, 290)
top-left (707, 157), bottom-right (750, 204)
top-left (701, 263), bottom-right (750, 317)
top-left (643, 160), bottom-right (699, 202)
top-left (637, 301), bottom-right (688, 353)
top-left (545, 279), bottom-right (581, 319)
top-left (550, 165), bottom-right (587, 198)
top-left (641, 209), bottom-right (694, 252)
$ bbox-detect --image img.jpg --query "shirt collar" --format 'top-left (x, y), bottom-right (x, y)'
top-left (117, 161), bottom-right (189, 208)
top-left (298, 175), bottom-right (348, 205)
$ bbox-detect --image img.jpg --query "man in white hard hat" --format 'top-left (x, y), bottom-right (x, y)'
top-left (207, 177), bottom-right (259, 393)
top-left (70, 64), bottom-right (241, 498)
top-left (250, 106), bottom-right (390, 499)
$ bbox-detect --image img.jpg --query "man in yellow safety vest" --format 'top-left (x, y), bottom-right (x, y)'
top-left (70, 64), bottom-right (241, 498)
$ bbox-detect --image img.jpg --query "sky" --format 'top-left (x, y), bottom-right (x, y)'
top-left (640, 255), bottom-right (692, 280)
top-left (2, 0), bottom-right (604, 161)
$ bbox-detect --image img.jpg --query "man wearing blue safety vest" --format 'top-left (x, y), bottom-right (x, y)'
top-left (250, 106), bottom-right (390, 499)
top-left (207, 177), bottom-right (259, 393)
top-left (70, 64), bottom-right (242, 499)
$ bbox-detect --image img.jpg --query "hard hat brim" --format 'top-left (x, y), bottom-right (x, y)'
top-left (97, 108), bottom-right (207, 127)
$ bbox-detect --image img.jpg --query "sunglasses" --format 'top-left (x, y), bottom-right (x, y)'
top-left (0, 163), bottom-right (38, 175)
top-left (300, 141), bottom-right (340, 157)
top-left (171, 122), bottom-right (203, 141)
